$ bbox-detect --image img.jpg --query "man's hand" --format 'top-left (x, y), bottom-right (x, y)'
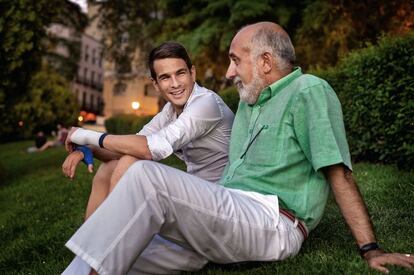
top-left (65, 126), bottom-right (79, 153)
top-left (365, 250), bottom-right (414, 273)
top-left (65, 127), bottom-right (104, 152)
top-left (62, 150), bottom-right (93, 179)
top-left (324, 164), bottom-right (414, 273)
top-left (76, 145), bottom-right (94, 173)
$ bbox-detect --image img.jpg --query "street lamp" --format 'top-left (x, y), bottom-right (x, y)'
top-left (131, 101), bottom-right (140, 115)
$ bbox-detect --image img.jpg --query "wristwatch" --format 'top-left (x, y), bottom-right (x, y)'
top-left (359, 242), bottom-right (381, 257)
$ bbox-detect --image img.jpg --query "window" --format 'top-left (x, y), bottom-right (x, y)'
top-left (90, 94), bottom-right (94, 109)
top-left (84, 45), bottom-right (89, 62)
top-left (113, 81), bottom-right (127, 96)
top-left (91, 71), bottom-right (95, 84)
top-left (82, 92), bottom-right (87, 108)
top-left (144, 84), bottom-right (158, 97)
top-left (92, 49), bottom-right (96, 65)
top-left (97, 97), bottom-right (101, 111)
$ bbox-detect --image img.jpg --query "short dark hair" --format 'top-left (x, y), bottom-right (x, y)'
top-left (148, 41), bottom-right (193, 80)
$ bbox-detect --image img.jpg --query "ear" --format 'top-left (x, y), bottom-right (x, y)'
top-left (261, 52), bottom-right (273, 74)
top-left (151, 77), bottom-right (160, 93)
top-left (190, 65), bottom-right (196, 81)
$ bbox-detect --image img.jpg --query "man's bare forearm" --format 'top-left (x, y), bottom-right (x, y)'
top-left (323, 164), bottom-right (376, 246)
top-left (102, 135), bottom-right (152, 160)
top-left (89, 145), bottom-right (122, 162)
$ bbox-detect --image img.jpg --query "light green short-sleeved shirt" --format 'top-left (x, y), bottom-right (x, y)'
top-left (220, 68), bottom-right (352, 231)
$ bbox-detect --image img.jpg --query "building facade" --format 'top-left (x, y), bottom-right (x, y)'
top-left (72, 34), bottom-right (104, 115)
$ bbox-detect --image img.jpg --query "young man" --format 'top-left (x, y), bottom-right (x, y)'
top-left (61, 42), bottom-right (234, 274)
top-left (62, 42), bottom-right (234, 219)
top-left (63, 23), bottom-right (413, 275)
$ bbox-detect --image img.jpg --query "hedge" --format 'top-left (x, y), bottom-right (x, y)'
top-left (0, 161), bottom-right (6, 184)
top-left (219, 86), bottom-right (239, 114)
top-left (315, 33), bottom-right (414, 169)
top-left (104, 114), bottom-right (153, 135)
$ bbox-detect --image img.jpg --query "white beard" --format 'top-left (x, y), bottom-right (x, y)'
top-left (233, 65), bottom-right (266, 105)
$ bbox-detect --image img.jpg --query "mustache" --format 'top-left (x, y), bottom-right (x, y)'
top-left (233, 76), bottom-right (243, 87)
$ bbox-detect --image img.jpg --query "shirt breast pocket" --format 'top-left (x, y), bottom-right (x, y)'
top-left (244, 124), bottom-right (282, 166)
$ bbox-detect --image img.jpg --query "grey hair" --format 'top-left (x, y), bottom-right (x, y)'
top-left (250, 27), bottom-right (295, 72)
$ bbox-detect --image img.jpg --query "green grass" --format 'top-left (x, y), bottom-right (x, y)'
top-left (0, 141), bottom-right (413, 274)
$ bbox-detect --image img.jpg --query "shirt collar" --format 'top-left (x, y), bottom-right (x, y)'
top-left (255, 67), bottom-right (302, 106)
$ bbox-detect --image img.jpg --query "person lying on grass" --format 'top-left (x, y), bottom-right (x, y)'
top-left (63, 22), bottom-right (413, 275)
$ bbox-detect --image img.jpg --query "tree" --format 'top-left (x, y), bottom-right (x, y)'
top-left (92, 0), bottom-right (306, 89)
top-left (295, 0), bottom-right (414, 69)
top-left (43, 1), bottom-right (88, 81)
top-left (14, 68), bottom-right (79, 139)
top-left (0, 0), bottom-right (86, 140)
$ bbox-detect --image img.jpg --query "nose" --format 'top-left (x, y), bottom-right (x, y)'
top-left (225, 62), bottom-right (236, 80)
top-left (170, 75), bottom-right (180, 88)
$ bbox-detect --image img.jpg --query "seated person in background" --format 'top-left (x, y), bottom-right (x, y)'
top-left (27, 131), bottom-right (47, 153)
top-left (38, 124), bottom-right (68, 152)
top-left (62, 41), bottom-right (235, 220)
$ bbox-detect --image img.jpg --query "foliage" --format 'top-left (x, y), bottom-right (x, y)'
top-left (295, 0), bottom-right (414, 69)
top-left (93, 0), bottom-right (306, 89)
top-left (0, 160), bottom-right (5, 184)
top-left (104, 114), bottom-right (153, 134)
top-left (11, 68), bottom-right (79, 139)
top-left (1, 141), bottom-right (413, 273)
top-left (315, 33), bottom-right (414, 169)
top-left (0, 0), bottom-right (86, 140)
top-left (219, 86), bottom-right (239, 114)
top-left (42, 1), bottom-right (87, 81)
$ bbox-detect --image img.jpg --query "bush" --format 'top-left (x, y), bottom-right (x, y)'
top-left (315, 33), bottom-right (414, 169)
top-left (105, 114), bottom-right (153, 134)
top-left (5, 69), bottom-right (79, 140)
top-left (219, 86), bottom-right (239, 114)
top-left (0, 161), bottom-right (6, 184)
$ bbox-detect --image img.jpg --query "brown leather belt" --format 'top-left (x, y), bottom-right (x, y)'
top-left (280, 208), bottom-right (308, 239)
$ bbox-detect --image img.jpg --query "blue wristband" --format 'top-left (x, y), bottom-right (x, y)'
top-left (75, 145), bottom-right (94, 166)
top-left (99, 133), bottom-right (108, 148)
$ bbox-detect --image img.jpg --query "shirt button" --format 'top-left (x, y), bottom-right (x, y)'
top-left (248, 129), bottom-right (253, 134)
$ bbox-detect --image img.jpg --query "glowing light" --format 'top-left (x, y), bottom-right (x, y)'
top-left (18, 121), bottom-right (24, 127)
top-left (78, 116), bottom-right (84, 122)
top-left (131, 101), bottom-right (140, 110)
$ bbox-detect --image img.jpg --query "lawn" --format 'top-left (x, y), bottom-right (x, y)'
top-left (0, 141), bottom-right (413, 274)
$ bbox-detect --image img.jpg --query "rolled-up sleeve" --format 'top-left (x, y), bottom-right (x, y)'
top-left (146, 93), bottom-right (223, 161)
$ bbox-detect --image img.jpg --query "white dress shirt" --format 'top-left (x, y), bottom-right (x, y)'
top-left (138, 83), bottom-right (234, 182)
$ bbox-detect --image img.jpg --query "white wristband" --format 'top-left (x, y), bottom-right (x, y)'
top-left (71, 128), bottom-right (103, 147)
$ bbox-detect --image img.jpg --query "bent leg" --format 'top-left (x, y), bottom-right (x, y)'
top-left (109, 155), bottom-right (139, 192)
top-left (84, 160), bottom-right (118, 220)
top-left (66, 161), bottom-right (304, 275)
top-left (128, 235), bottom-right (208, 275)
top-left (38, 140), bottom-right (54, 152)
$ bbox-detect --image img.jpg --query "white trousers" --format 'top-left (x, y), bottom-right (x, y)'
top-left (63, 161), bottom-right (305, 275)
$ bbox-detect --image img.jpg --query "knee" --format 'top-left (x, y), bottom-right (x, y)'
top-left (93, 161), bottom-right (117, 187)
top-left (126, 161), bottom-right (166, 187)
top-left (109, 156), bottom-right (139, 187)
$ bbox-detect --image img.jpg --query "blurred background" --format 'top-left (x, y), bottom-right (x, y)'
top-left (0, 0), bottom-right (413, 163)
